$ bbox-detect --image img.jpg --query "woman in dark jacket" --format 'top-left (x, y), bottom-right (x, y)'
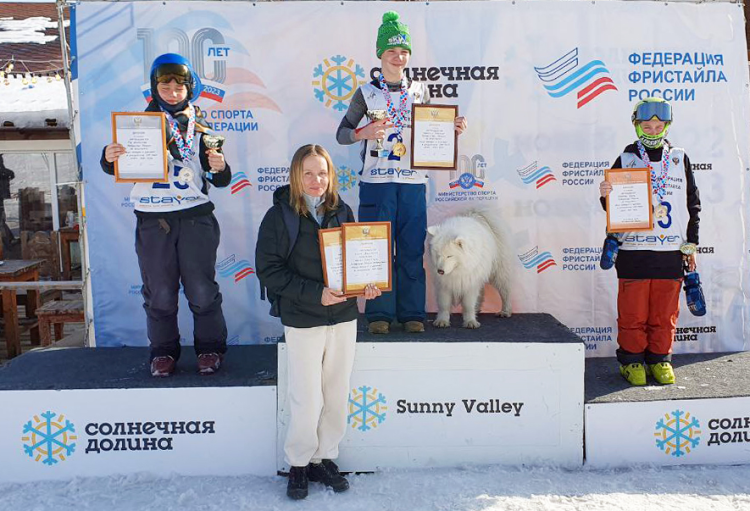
top-left (255, 144), bottom-right (380, 500)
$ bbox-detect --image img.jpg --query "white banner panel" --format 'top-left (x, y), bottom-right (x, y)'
top-left (74, 1), bottom-right (750, 356)
top-left (586, 397), bottom-right (750, 468)
top-left (278, 342), bottom-right (584, 470)
top-left (0, 387), bottom-right (277, 483)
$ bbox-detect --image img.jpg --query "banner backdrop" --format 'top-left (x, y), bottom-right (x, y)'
top-left (74, 1), bottom-right (750, 356)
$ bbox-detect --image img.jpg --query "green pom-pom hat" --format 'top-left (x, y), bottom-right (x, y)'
top-left (376, 11), bottom-right (412, 58)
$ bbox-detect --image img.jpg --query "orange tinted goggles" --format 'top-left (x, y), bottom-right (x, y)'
top-left (155, 74), bottom-right (190, 85)
top-left (154, 63), bottom-right (191, 85)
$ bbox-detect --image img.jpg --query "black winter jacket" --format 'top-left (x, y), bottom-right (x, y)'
top-left (255, 185), bottom-right (358, 328)
top-left (100, 101), bottom-right (232, 219)
top-left (600, 142), bottom-right (701, 279)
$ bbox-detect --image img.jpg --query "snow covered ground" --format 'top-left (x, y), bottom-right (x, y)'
top-left (1, 463), bottom-right (749, 511)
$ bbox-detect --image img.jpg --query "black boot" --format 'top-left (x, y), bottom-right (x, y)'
top-left (286, 466), bottom-right (308, 500)
top-left (308, 459), bottom-right (349, 493)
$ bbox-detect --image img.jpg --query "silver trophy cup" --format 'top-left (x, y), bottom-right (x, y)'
top-left (203, 134), bottom-right (225, 151)
top-left (366, 109), bottom-right (389, 158)
top-left (203, 135), bottom-right (225, 173)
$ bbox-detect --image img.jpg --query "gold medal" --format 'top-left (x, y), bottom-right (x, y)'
top-left (655, 204), bottom-right (668, 219)
top-left (680, 243), bottom-right (697, 256)
top-left (392, 142), bottom-right (407, 157)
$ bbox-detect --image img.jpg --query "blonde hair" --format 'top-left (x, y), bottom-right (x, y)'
top-left (289, 144), bottom-right (339, 217)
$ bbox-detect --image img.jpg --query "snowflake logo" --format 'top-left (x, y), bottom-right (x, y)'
top-left (654, 409), bottom-right (701, 457)
top-left (312, 55), bottom-right (367, 111)
top-left (348, 385), bottom-right (387, 432)
top-left (21, 411), bottom-right (77, 465)
top-left (336, 164), bottom-right (358, 192)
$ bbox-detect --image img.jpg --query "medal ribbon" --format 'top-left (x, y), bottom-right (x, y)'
top-left (636, 140), bottom-right (670, 202)
top-left (378, 74), bottom-right (408, 140)
top-left (166, 106), bottom-right (196, 162)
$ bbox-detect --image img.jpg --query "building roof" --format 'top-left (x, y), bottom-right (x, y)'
top-left (0, 3), bottom-right (69, 74)
top-left (0, 3), bottom-right (70, 129)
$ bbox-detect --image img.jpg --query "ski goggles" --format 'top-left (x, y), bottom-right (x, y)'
top-left (633, 101), bottom-right (672, 123)
top-left (154, 64), bottom-right (191, 85)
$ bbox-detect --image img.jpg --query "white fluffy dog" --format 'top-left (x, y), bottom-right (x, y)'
top-left (427, 209), bottom-right (512, 329)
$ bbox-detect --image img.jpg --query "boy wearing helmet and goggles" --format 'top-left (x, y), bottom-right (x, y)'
top-left (599, 97), bottom-right (701, 386)
top-left (101, 54), bottom-right (232, 377)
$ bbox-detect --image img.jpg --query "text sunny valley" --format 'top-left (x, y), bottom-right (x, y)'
top-left (396, 399), bottom-right (524, 418)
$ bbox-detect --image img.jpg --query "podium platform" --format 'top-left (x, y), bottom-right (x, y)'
top-left (585, 351), bottom-right (750, 467)
top-left (277, 313), bottom-right (585, 471)
top-left (4, 315), bottom-right (744, 482)
top-left (0, 346), bottom-right (278, 483)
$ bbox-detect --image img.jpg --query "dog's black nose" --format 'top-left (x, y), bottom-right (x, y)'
top-left (437, 269), bottom-right (444, 275)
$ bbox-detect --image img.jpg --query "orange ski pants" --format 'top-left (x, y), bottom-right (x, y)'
top-left (617, 278), bottom-right (682, 360)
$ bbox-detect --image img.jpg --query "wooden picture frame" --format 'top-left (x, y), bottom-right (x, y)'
top-left (111, 111), bottom-right (169, 183)
top-left (605, 167), bottom-right (654, 233)
top-left (410, 104), bottom-right (458, 170)
top-left (341, 222), bottom-right (392, 296)
top-left (319, 228), bottom-right (343, 291)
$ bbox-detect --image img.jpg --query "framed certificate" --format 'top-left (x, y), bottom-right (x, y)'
top-left (605, 168), bottom-right (653, 233)
top-left (111, 112), bottom-right (169, 183)
top-left (410, 104), bottom-right (458, 170)
top-left (341, 222), bottom-right (392, 296)
top-left (319, 228), bottom-right (344, 291)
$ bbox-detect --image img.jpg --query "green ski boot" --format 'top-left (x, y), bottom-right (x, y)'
top-left (647, 362), bottom-right (675, 385)
top-left (620, 363), bottom-right (647, 386)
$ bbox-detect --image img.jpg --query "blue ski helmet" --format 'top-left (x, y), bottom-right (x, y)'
top-left (149, 53), bottom-right (196, 112)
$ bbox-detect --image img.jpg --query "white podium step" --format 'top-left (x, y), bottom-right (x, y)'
top-left (0, 346), bottom-right (277, 483)
top-left (277, 314), bottom-right (585, 471)
top-left (585, 352), bottom-right (750, 467)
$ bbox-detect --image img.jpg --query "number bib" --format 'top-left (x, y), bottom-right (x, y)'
top-left (618, 148), bottom-right (689, 252)
top-left (360, 81), bottom-right (429, 184)
top-left (130, 132), bottom-right (210, 213)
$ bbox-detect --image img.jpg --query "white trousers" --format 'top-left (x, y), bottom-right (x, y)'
top-left (284, 319), bottom-right (357, 467)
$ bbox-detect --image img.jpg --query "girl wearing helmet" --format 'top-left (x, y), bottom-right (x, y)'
top-left (599, 97), bottom-right (701, 386)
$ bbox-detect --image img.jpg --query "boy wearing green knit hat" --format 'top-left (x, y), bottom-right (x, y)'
top-left (376, 10), bottom-right (412, 57)
top-left (337, 11), bottom-right (467, 335)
